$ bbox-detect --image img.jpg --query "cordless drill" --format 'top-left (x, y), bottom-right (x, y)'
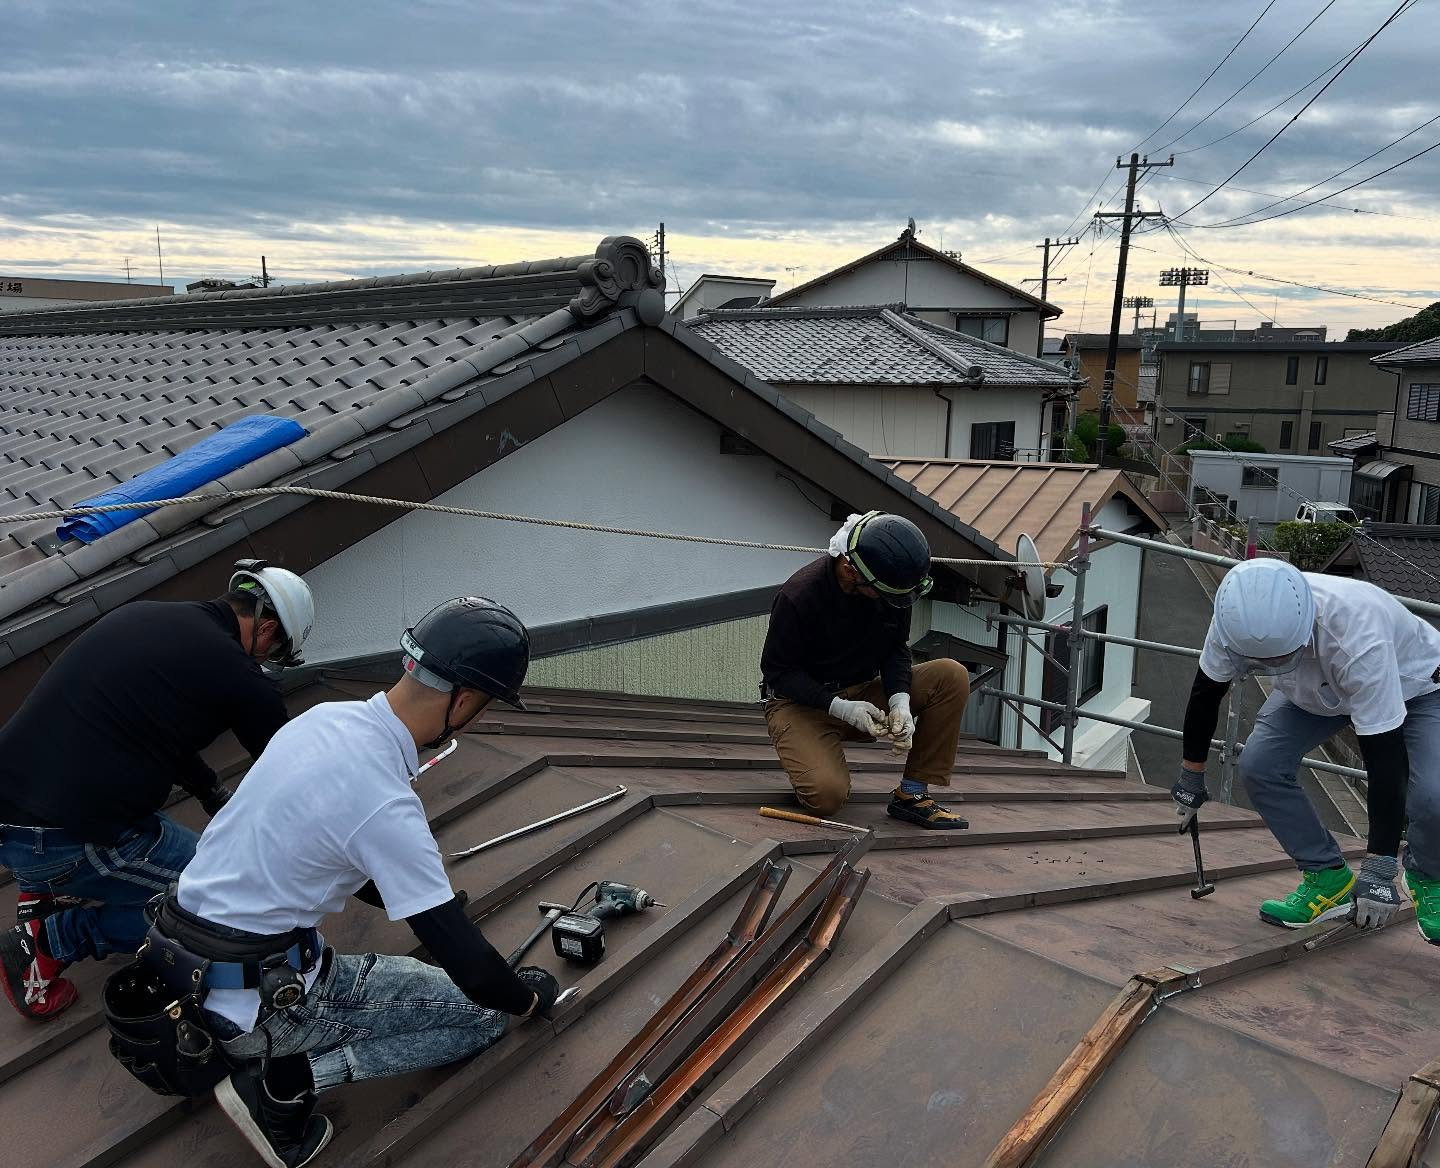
top-left (546, 880), bottom-right (666, 965)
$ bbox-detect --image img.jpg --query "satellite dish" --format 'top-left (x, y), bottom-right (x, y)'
top-left (1012, 533), bottom-right (1049, 621)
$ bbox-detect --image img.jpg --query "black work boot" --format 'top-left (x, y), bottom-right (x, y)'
top-left (215, 1060), bottom-right (332, 1168)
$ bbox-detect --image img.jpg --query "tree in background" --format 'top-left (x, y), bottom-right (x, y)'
top-left (1073, 412), bottom-right (1126, 462)
top-left (1177, 433), bottom-right (1267, 454)
top-left (1347, 302), bottom-right (1440, 343)
top-left (1270, 520), bottom-right (1356, 571)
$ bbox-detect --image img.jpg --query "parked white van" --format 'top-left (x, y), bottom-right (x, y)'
top-left (1295, 502), bottom-right (1358, 524)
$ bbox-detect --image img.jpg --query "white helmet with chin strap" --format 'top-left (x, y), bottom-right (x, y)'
top-left (229, 559), bottom-right (316, 667)
top-left (1212, 558), bottom-right (1315, 676)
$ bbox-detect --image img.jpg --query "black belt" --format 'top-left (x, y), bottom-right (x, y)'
top-left (153, 896), bottom-right (320, 991)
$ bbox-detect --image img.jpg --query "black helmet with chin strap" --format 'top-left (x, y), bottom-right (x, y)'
top-left (845, 511), bottom-right (933, 608)
top-left (400, 597), bottom-right (530, 710)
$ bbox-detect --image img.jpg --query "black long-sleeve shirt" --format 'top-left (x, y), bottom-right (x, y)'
top-left (760, 556), bottom-right (912, 710)
top-left (0, 600), bottom-right (288, 842)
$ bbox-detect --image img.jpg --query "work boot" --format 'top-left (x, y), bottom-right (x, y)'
top-left (215, 1066), bottom-right (332, 1168)
top-left (1259, 865), bottom-right (1355, 928)
top-left (1402, 869), bottom-right (1440, 945)
top-left (0, 919), bottom-right (78, 1021)
top-left (15, 891), bottom-right (84, 926)
top-left (886, 790), bottom-right (969, 830)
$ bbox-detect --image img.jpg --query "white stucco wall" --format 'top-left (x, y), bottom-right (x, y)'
top-left (1188, 450), bottom-right (1351, 524)
top-left (301, 383), bottom-right (839, 663)
top-left (942, 388), bottom-right (1048, 460)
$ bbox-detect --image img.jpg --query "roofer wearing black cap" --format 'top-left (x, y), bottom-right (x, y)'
top-left (155, 597), bottom-right (558, 1168)
top-left (761, 511), bottom-right (971, 829)
top-left (0, 560), bottom-right (314, 1023)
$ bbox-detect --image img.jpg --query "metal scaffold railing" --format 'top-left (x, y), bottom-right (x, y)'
top-left (976, 505), bottom-right (1394, 800)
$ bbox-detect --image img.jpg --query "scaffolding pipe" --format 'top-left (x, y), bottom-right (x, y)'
top-left (1060, 503), bottom-right (1092, 766)
top-left (1089, 524), bottom-right (1440, 621)
top-left (990, 614), bottom-right (1202, 661)
top-left (981, 687), bottom-right (1368, 781)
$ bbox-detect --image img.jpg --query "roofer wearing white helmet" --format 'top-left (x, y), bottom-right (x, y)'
top-left (0, 559), bottom-right (314, 1022)
top-left (1174, 558), bottom-right (1440, 945)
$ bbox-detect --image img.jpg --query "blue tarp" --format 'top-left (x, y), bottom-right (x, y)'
top-left (59, 414), bottom-right (307, 544)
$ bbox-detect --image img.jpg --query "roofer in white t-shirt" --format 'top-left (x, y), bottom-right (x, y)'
top-left (1173, 559), bottom-right (1440, 945)
top-left (167, 597), bottom-right (559, 1168)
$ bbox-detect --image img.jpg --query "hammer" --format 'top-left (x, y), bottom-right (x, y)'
top-left (1188, 816), bottom-right (1215, 899)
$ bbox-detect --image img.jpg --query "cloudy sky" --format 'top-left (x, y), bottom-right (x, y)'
top-left (3, 0), bottom-right (1437, 334)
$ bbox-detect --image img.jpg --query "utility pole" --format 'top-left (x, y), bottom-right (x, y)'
top-left (155, 225), bottom-right (166, 288)
top-left (1093, 152), bottom-right (1172, 463)
top-left (1033, 235), bottom-right (1080, 355)
top-left (1123, 294), bottom-right (1153, 335)
top-left (260, 256), bottom-right (271, 288)
top-left (122, 257), bottom-right (133, 284)
top-left (649, 223), bottom-right (666, 295)
top-left (1159, 267), bottom-right (1209, 344)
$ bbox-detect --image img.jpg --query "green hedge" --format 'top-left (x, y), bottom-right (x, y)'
top-left (1270, 520), bottom-right (1355, 571)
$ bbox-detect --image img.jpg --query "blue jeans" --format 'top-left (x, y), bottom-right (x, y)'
top-left (1240, 688), bottom-right (1440, 880)
top-left (207, 950), bottom-right (510, 1092)
top-left (0, 814), bottom-right (199, 964)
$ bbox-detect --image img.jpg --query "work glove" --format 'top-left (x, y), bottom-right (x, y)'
top-left (1171, 768), bottom-right (1208, 833)
top-left (516, 966), bottom-right (561, 1019)
top-left (887, 693), bottom-right (916, 755)
top-left (199, 784), bottom-right (234, 817)
top-left (1352, 854), bottom-right (1403, 930)
top-left (829, 696), bottom-right (889, 737)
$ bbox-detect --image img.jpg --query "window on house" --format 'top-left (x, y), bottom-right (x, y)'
top-left (1352, 476), bottom-right (1386, 522)
top-left (1188, 362), bottom-right (1210, 395)
top-left (956, 316), bottom-right (1009, 345)
top-left (1286, 356), bottom-right (1299, 385)
top-left (1308, 421), bottom-right (1323, 450)
top-left (1080, 607), bottom-right (1108, 702)
top-left (1039, 606), bottom-right (1109, 732)
top-left (1183, 416), bottom-right (1208, 443)
top-left (1279, 420), bottom-right (1294, 449)
top-left (1408, 383), bottom-right (1440, 422)
top-left (1419, 483), bottom-right (1440, 526)
top-left (1314, 355), bottom-right (1329, 385)
top-left (969, 420), bottom-right (1016, 460)
top-left (1241, 466), bottom-right (1279, 489)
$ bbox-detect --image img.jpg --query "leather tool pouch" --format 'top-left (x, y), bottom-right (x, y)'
top-left (102, 927), bottom-right (231, 1098)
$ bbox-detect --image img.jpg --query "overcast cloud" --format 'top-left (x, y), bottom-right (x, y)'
top-left (2, 0), bottom-right (1437, 331)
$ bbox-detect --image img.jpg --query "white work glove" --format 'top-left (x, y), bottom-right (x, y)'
top-left (829, 696), bottom-right (888, 737)
top-left (887, 693), bottom-right (916, 755)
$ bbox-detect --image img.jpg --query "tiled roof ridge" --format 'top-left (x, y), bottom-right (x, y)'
top-left (895, 311), bottom-right (1082, 382)
top-left (697, 303), bottom-right (905, 321)
top-left (1372, 333), bottom-right (1440, 365)
top-left (0, 235), bottom-right (663, 334)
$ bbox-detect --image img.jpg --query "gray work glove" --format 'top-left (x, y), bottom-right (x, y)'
top-left (887, 693), bottom-right (916, 755)
top-left (1171, 768), bottom-right (1209, 833)
top-left (829, 696), bottom-right (889, 737)
top-left (1352, 854), bottom-right (1403, 930)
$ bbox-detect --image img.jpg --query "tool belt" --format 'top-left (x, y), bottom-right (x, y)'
top-left (102, 895), bottom-right (321, 1098)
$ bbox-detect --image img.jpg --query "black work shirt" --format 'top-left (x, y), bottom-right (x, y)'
top-left (760, 556), bottom-right (912, 710)
top-left (0, 601), bottom-right (288, 843)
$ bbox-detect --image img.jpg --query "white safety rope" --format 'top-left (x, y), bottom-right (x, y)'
top-left (0, 485), bottom-right (1071, 571)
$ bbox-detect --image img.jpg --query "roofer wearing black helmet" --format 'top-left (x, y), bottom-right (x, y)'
top-left (761, 511), bottom-right (971, 829)
top-left (0, 559), bottom-right (313, 1023)
top-left (160, 597), bottom-right (558, 1168)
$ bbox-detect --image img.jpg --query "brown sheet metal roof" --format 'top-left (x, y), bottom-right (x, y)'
top-left (3, 682), bottom-right (1430, 1167)
top-left (880, 458), bottom-right (1166, 564)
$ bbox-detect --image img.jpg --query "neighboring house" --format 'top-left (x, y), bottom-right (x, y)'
top-left (686, 304), bottom-right (1079, 461)
top-left (1154, 340), bottom-right (1403, 454)
top-left (1323, 522), bottom-right (1440, 607)
top-left (0, 274), bottom-right (172, 313)
top-left (0, 235), bottom-right (1038, 718)
top-left (1337, 338), bottom-right (1440, 523)
top-left (883, 459), bottom-right (1164, 769)
top-left (1061, 333), bottom-right (1143, 421)
top-left (1186, 450), bottom-right (1353, 524)
top-left (765, 225), bottom-right (1061, 356)
top-left (1139, 318), bottom-right (1327, 363)
top-left (670, 273), bottom-right (776, 321)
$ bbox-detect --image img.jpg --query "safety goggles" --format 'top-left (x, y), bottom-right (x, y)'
top-left (1225, 644), bottom-right (1308, 678)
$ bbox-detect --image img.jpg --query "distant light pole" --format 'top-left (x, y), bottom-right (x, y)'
top-left (1159, 268), bottom-right (1209, 342)
top-left (785, 265), bottom-right (800, 291)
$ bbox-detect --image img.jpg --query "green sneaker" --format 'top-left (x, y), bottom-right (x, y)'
top-left (1259, 866), bottom-right (1355, 929)
top-left (1402, 870), bottom-right (1440, 945)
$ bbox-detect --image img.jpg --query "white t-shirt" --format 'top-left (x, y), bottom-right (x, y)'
top-left (179, 692), bottom-right (455, 1030)
top-left (1199, 573), bottom-right (1440, 736)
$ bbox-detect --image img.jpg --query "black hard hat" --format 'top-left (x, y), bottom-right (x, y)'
top-left (400, 597), bottom-right (530, 709)
top-left (846, 511), bottom-right (933, 608)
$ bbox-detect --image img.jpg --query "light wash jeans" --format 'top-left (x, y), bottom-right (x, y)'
top-left (1239, 687), bottom-right (1440, 879)
top-left (0, 813), bottom-right (200, 965)
top-left (206, 949), bottom-right (510, 1092)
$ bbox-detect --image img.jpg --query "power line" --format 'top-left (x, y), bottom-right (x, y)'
top-left (1150, 171), bottom-right (1440, 224)
top-left (1161, 219), bottom-right (1270, 322)
top-left (1130, 0), bottom-right (1279, 154)
top-left (1170, 0), bottom-right (1417, 222)
top-left (1151, 0), bottom-right (1337, 156)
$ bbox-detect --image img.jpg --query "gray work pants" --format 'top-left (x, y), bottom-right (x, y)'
top-left (1239, 687), bottom-right (1440, 880)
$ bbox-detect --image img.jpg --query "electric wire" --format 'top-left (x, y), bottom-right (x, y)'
top-left (1151, 171), bottom-right (1440, 223)
top-left (1169, 0), bottom-right (1417, 222)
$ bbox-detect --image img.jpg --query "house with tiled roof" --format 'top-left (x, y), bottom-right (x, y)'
top-left (687, 305), bottom-right (1079, 461)
top-left (1337, 338), bottom-right (1440, 522)
top-left (765, 225), bottom-right (1062, 356)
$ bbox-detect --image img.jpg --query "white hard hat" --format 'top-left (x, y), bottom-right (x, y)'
top-left (1213, 559), bottom-right (1314, 675)
top-left (229, 559), bottom-right (316, 666)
